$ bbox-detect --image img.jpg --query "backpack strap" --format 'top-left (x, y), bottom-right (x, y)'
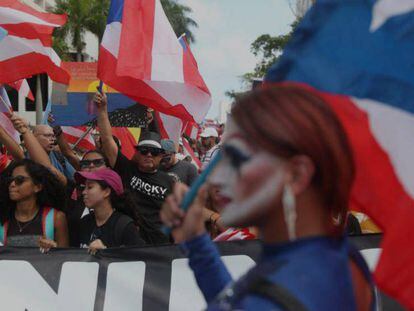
top-left (248, 277), bottom-right (308, 311)
top-left (42, 207), bottom-right (55, 240)
top-left (0, 222), bottom-right (8, 246)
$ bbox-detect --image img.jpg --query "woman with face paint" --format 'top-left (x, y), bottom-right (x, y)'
top-left (161, 85), bottom-right (375, 310)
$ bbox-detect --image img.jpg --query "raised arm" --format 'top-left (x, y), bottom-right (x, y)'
top-left (94, 91), bottom-right (118, 167)
top-left (10, 113), bottom-right (67, 186)
top-left (0, 123), bottom-right (24, 160)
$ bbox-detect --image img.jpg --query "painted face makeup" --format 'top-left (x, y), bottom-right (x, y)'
top-left (208, 118), bottom-right (287, 228)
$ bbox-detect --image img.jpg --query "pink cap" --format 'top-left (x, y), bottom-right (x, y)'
top-left (75, 168), bottom-right (124, 196)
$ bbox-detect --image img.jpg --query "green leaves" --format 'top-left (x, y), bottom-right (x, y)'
top-left (52, 0), bottom-right (197, 60)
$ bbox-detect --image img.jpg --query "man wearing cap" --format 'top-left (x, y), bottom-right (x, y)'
top-left (160, 139), bottom-right (198, 186)
top-left (200, 127), bottom-right (220, 171)
top-left (93, 92), bottom-right (174, 230)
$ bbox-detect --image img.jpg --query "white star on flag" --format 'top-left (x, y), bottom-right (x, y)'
top-left (370, 0), bottom-right (414, 31)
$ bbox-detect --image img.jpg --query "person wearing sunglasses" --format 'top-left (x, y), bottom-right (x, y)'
top-left (0, 159), bottom-right (69, 249)
top-left (161, 85), bottom-right (375, 310)
top-left (93, 91), bottom-right (174, 233)
top-left (66, 150), bottom-right (109, 246)
top-left (160, 139), bottom-right (198, 186)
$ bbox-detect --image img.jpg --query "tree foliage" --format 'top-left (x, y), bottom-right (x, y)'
top-left (52, 0), bottom-right (197, 60)
top-left (161, 0), bottom-right (198, 43)
top-left (226, 19), bottom-right (300, 100)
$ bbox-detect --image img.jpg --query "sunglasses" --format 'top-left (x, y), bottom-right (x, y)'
top-left (136, 147), bottom-right (164, 156)
top-left (223, 145), bottom-right (251, 169)
top-left (79, 159), bottom-right (106, 169)
top-left (8, 175), bottom-right (31, 186)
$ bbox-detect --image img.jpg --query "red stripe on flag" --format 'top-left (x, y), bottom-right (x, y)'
top-left (112, 127), bottom-right (139, 160)
top-left (182, 137), bottom-right (201, 170)
top-left (98, 47), bottom-right (195, 122)
top-left (154, 111), bottom-right (169, 139)
top-left (180, 35), bottom-right (210, 95)
top-left (1, 24), bottom-right (53, 46)
top-left (0, 52), bottom-right (69, 85)
top-left (298, 85), bottom-right (414, 309)
top-left (62, 126), bottom-right (95, 151)
top-left (0, 0), bottom-right (67, 27)
top-left (117, 0), bottom-right (155, 79)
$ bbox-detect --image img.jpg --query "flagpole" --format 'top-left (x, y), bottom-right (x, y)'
top-left (71, 123), bottom-right (95, 150)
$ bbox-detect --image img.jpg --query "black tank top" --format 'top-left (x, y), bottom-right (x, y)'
top-left (7, 209), bottom-right (43, 247)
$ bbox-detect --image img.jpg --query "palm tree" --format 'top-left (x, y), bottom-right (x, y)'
top-left (53, 0), bottom-right (94, 61)
top-left (85, 0), bottom-right (110, 43)
top-left (161, 0), bottom-right (198, 43)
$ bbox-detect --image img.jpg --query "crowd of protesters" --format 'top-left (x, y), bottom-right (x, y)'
top-left (0, 89), bottom-right (244, 252)
top-left (0, 84), bottom-right (380, 309)
top-left (0, 87), bottom-right (369, 254)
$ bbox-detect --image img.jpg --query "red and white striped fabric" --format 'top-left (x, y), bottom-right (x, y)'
top-left (214, 228), bottom-right (256, 242)
top-left (183, 121), bottom-right (200, 140)
top-left (0, 0), bottom-right (69, 84)
top-left (62, 126), bottom-right (95, 151)
top-left (155, 111), bottom-right (183, 145)
top-left (182, 137), bottom-right (201, 171)
top-left (0, 86), bottom-right (19, 143)
top-left (98, 0), bottom-right (211, 123)
top-left (8, 79), bottom-right (34, 101)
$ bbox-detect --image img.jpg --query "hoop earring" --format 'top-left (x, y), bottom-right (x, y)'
top-left (282, 184), bottom-right (297, 241)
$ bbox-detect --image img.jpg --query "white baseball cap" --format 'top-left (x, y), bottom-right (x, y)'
top-left (200, 127), bottom-right (219, 138)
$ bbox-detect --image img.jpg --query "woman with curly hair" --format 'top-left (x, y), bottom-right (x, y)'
top-left (0, 159), bottom-right (69, 248)
top-left (76, 168), bottom-right (168, 254)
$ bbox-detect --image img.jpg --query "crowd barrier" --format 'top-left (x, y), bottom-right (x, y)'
top-left (0, 234), bottom-right (403, 311)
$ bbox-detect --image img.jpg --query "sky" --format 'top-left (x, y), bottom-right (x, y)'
top-left (178, 0), bottom-right (296, 120)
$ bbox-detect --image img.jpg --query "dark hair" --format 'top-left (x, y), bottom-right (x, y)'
top-left (82, 149), bottom-right (110, 167)
top-left (232, 85), bottom-right (355, 236)
top-left (95, 181), bottom-right (167, 245)
top-left (0, 159), bottom-right (67, 224)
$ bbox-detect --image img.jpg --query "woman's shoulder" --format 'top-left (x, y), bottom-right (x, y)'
top-left (111, 211), bottom-right (135, 228)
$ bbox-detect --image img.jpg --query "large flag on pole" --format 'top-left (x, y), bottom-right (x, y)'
top-left (265, 0), bottom-right (414, 308)
top-left (0, 0), bottom-right (69, 84)
top-left (98, 0), bottom-right (211, 123)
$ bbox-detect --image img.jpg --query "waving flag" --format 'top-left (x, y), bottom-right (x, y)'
top-left (8, 79), bottom-right (34, 101)
top-left (0, 26), bottom-right (7, 42)
top-left (182, 137), bottom-right (201, 171)
top-left (266, 0), bottom-right (414, 308)
top-left (0, 86), bottom-right (19, 143)
top-left (0, 0), bottom-right (69, 84)
top-left (62, 126), bottom-right (95, 151)
top-left (98, 0), bottom-right (211, 123)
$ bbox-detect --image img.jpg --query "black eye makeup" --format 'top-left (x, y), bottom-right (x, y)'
top-left (223, 145), bottom-right (251, 169)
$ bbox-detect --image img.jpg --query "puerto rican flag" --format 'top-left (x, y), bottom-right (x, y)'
top-left (182, 137), bottom-right (201, 171)
top-left (7, 79), bottom-right (34, 101)
top-left (0, 0), bottom-right (69, 84)
top-left (98, 0), bottom-right (211, 124)
top-left (0, 86), bottom-right (19, 143)
top-left (266, 0), bottom-right (414, 308)
top-left (62, 126), bottom-right (95, 151)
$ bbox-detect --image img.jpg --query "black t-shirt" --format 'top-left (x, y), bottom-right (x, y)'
top-left (79, 211), bottom-right (145, 248)
top-left (114, 151), bottom-right (173, 228)
top-left (162, 160), bottom-right (198, 186)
